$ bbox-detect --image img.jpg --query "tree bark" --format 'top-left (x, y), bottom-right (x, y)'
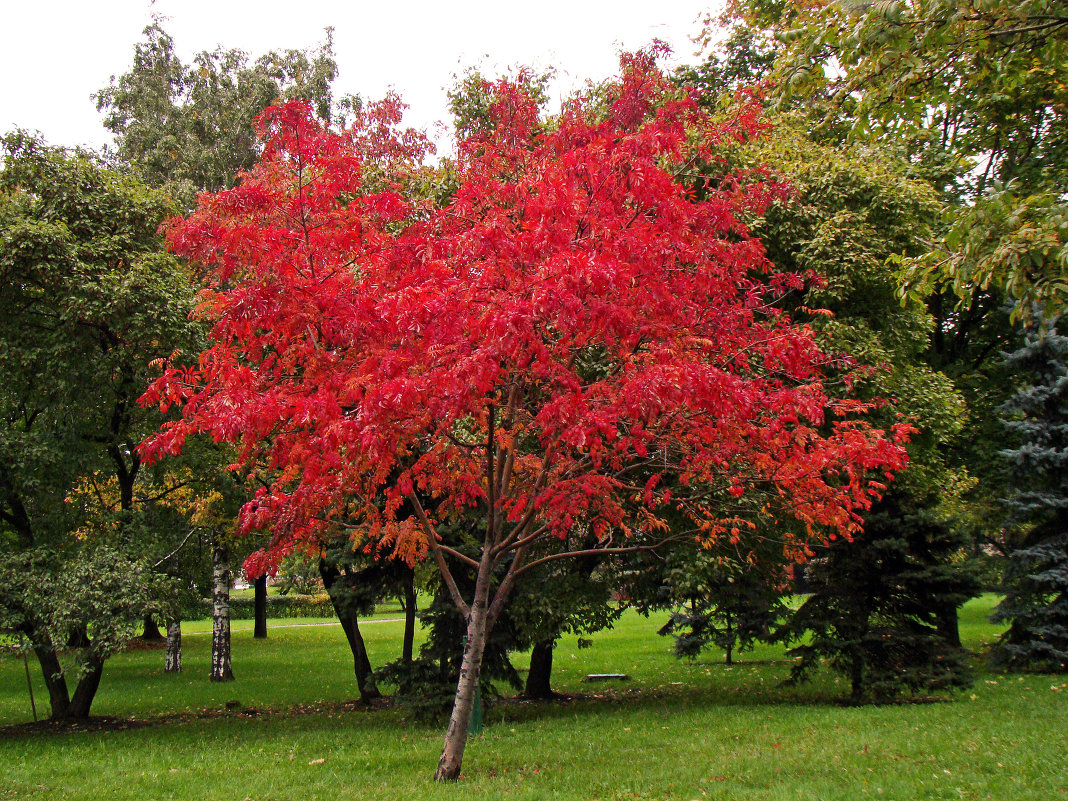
top-left (210, 543), bottom-right (234, 682)
top-left (319, 559), bottom-right (380, 702)
top-left (402, 569), bottom-right (417, 665)
top-left (435, 599), bottom-right (490, 782)
top-left (68, 655), bottom-right (104, 719)
top-left (524, 639), bottom-right (556, 699)
top-left (253, 574), bottom-right (268, 639)
top-left (337, 611), bottom-right (380, 703)
top-left (141, 614), bottom-right (164, 642)
top-left (936, 605), bottom-right (962, 648)
top-left (30, 634), bottom-right (71, 721)
top-left (165, 621), bottom-right (182, 672)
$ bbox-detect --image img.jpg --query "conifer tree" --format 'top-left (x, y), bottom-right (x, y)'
top-left (993, 323), bottom-right (1068, 672)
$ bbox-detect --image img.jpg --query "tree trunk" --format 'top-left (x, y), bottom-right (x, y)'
top-left (66, 626), bottom-right (90, 649)
top-left (936, 605), bottom-right (962, 648)
top-left (725, 612), bottom-right (734, 666)
top-left (68, 655), bottom-right (104, 719)
top-left (402, 569), bottom-right (417, 665)
top-left (524, 639), bottom-right (556, 699)
top-left (319, 559), bottom-right (380, 702)
top-left (165, 621), bottom-right (182, 672)
top-left (210, 543), bottom-right (234, 682)
top-left (30, 634), bottom-right (71, 721)
top-left (337, 611), bottom-right (380, 703)
top-left (849, 655), bottom-right (865, 703)
top-left (141, 614), bottom-right (164, 642)
top-left (435, 599), bottom-right (490, 782)
top-left (253, 574), bottom-right (268, 639)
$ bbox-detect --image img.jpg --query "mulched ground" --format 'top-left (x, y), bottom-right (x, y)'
top-left (0, 696), bottom-right (392, 740)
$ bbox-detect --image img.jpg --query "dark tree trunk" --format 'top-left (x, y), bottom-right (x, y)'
top-left (210, 543), bottom-right (234, 682)
top-left (253, 574), bottom-right (268, 639)
top-left (524, 639), bottom-right (556, 699)
top-left (30, 634), bottom-right (71, 721)
top-left (67, 626), bottom-right (90, 649)
top-left (68, 656), bottom-right (104, 719)
top-left (319, 560), bottom-right (380, 702)
top-left (165, 621), bottom-right (182, 672)
top-left (337, 610), bottom-right (380, 703)
top-left (401, 568), bottom-right (417, 665)
top-left (850, 656), bottom-right (865, 702)
top-left (141, 614), bottom-right (164, 642)
top-left (936, 605), bottom-right (962, 649)
top-left (725, 612), bottom-right (734, 665)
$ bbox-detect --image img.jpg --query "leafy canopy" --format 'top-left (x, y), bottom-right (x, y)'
top-left (141, 50), bottom-right (909, 600)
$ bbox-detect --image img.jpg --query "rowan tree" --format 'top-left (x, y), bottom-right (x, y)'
top-left (142, 51), bottom-right (909, 780)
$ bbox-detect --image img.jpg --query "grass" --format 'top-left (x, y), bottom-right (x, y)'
top-left (0, 595), bottom-right (1065, 800)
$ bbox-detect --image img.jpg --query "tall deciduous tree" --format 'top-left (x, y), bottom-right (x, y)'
top-left (141, 52), bottom-right (909, 780)
top-left (97, 20), bottom-right (353, 210)
top-left (0, 132), bottom-right (199, 719)
top-left (722, 0), bottom-right (1068, 324)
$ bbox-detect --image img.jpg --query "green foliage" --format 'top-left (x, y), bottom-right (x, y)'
top-left (380, 570), bottom-right (521, 723)
top-left (0, 547), bottom-right (161, 673)
top-left (726, 0), bottom-right (1068, 324)
top-left (96, 20), bottom-right (355, 208)
top-left (655, 546), bottom-right (789, 664)
top-left (781, 492), bottom-right (978, 702)
top-left (0, 131), bottom-right (202, 716)
top-left (189, 593), bottom-right (334, 621)
top-left (993, 322), bottom-right (1068, 671)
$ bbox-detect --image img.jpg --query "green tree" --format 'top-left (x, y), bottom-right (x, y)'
top-left (781, 492), bottom-right (975, 701)
top-left (96, 20), bottom-right (355, 209)
top-left (654, 545), bottom-right (789, 666)
top-left (992, 321), bottom-right (1068, 672)
top-left (0, 132), bottom-right (200, 718)
top-left (722, 0), bottom-right (1068, 324)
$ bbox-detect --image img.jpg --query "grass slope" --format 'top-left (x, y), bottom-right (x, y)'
top-left (0, 596), bottom-right (1065, 800)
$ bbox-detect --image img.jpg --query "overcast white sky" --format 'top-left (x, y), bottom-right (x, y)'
top-left (1, 0), bottom-right (720, 155)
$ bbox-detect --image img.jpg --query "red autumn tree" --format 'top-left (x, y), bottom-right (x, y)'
top-left (141, 50), bottom-right (910, 781)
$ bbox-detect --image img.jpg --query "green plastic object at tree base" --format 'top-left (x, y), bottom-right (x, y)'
top-left (470, 683), bottom-right (483, 736)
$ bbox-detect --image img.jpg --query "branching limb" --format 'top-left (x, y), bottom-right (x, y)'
top-left (407, 491), bottom-right (470, 618)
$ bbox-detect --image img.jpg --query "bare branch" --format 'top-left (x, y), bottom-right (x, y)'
top-left (407, 491), bottom-right (470, 618)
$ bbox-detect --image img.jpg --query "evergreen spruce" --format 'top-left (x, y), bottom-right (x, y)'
top-left (993, 323), bottom-right (1068, 672)
top-left (780, 492), bottom-right (977, 702)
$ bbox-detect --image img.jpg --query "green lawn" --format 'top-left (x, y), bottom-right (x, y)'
top-left (1, 596), bottom-right (1065, 800)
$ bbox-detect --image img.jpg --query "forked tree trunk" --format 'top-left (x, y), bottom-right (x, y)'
top-left (253, 574), bottom-right (268, 639)
top-left (210, 543), bottom-right (234, 682)
top-left (165, 621), bottom-right (182, 672)
top-left (401, 569), bottom-right (417, 665)
top-left (524, 639), bottom-right (555, 699)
